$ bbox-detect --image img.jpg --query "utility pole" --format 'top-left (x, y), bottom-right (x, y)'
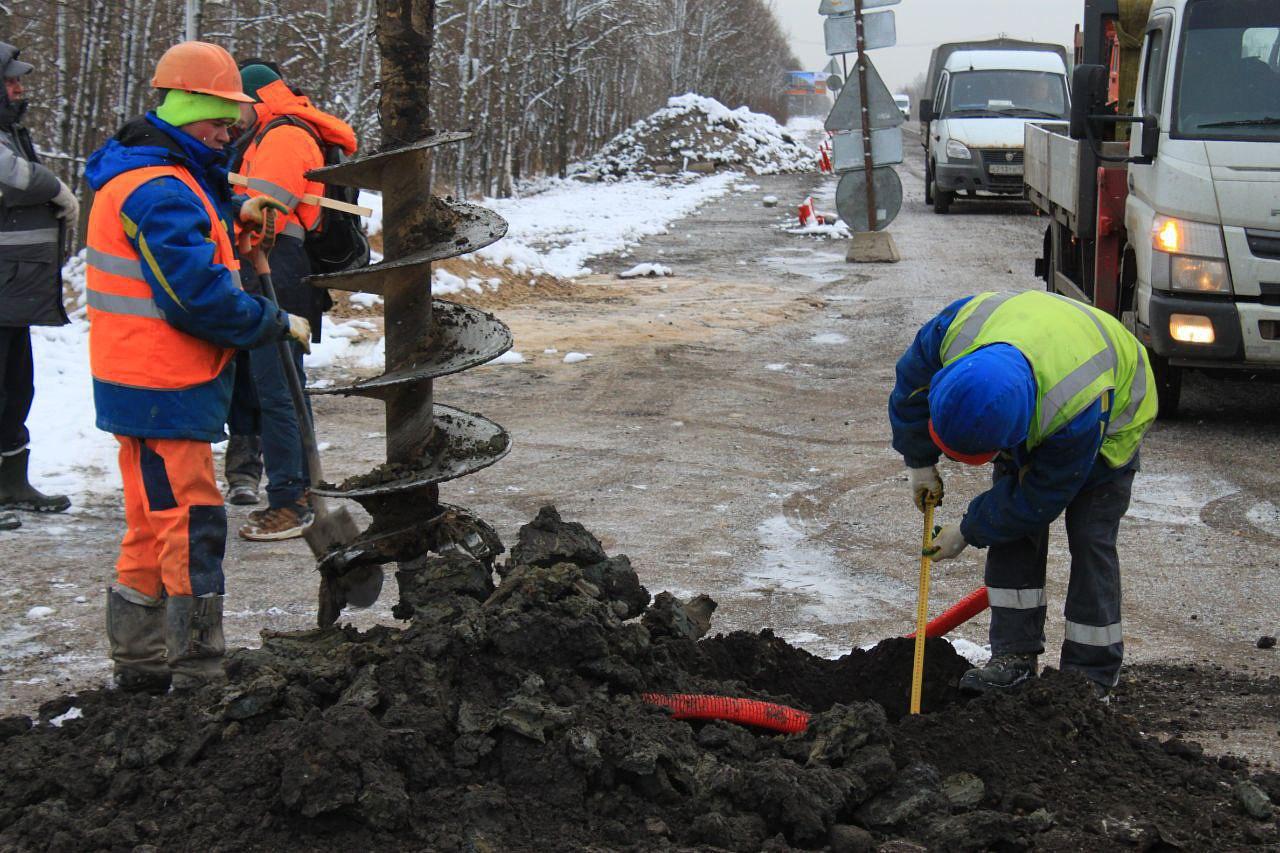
top-left (854, 0), bottom-right (878, 233)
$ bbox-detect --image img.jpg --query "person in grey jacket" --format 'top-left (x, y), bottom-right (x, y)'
top-left (0, 42), bottom-right (76, 531)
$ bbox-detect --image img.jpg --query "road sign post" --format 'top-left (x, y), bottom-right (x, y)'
top-left (819, 0), bottom-right (901, 263)
top-left (848, 0), bottom-right (899, 261)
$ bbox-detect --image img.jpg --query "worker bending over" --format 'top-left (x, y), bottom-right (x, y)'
top-left (888, 290), bottom-right (1156, 698)
top-left (85, 41), bottom-right (308, 692)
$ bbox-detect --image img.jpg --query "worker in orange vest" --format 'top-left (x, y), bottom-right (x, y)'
top-left (83, 41), bottom-right (310, 693)
top-left (232, 63), bottom-right (358, 541)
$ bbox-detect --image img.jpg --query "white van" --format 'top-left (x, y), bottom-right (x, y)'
top-left (922, 49), bottom-right (1069, 213)
top-left (893, 93), bottom-right (911, 120)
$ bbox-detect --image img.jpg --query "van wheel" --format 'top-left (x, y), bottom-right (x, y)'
top-left (932, 179), bottom-right (953, 214)
top-left (924, 163), bottom-right (934, 204)
top-left (1149, 350), bottom-right (1182, 418)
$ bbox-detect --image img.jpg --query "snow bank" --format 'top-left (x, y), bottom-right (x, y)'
top-left (361, 173), bottom-right (738, 282)
top-left (471, 172), bottom-right (739, 280)
top-left (575, 94), bottom-right (815, 179)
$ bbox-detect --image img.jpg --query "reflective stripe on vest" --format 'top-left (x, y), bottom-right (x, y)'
top-left (939, 291), bottom-right (1156, 466)
top-left (1108, 339), bottom-right (1148, 432)
top-left (86, 165), bottom-right (240, 392)
top-left (244, 176), bottom-right (300, 211)
top-left (239, 117), bottom-right (322, 234)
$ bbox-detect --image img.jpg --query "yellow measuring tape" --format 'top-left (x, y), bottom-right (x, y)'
top-left (910, 499), bottom-right (936, 715)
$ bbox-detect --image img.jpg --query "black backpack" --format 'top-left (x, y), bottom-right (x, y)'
top-left (238, 115), bottom-right (370, 275)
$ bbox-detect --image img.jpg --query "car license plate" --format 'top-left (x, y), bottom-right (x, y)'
top-left (989, 163), bottom-right (1024, 176)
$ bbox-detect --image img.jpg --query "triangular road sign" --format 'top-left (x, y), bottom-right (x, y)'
top-left (824, 54), bottom-right (904, 132)
top-left (823, 58), bottom-right (842, 76)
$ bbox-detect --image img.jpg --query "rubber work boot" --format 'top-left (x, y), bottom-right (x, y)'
top-left (166, 594), bottom-right (226, 690)
top-left (105, 586), bottom-right (171, 694)
top-left (0, 449), bottom-right (70, 513)
top-left (959, 653), bottom-right (1038, 694)
top-left (0, 511), bottom-right (19, 530)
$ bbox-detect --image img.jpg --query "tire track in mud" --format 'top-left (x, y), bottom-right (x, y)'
top-left (1200, 488), bottom-right (1280, 546)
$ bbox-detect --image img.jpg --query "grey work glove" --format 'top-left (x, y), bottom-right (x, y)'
top-left (924, 524), bottom-right (967, 562)
top-left (907, 465), bottom-right (944, 512)
top-left (51, 180), bottom-right (79, 221)
top-left (286, 314), bottom-right (312, 354)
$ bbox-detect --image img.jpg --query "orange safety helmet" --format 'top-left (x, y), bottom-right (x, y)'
top-left (151, 41), bottom-right (254, 103)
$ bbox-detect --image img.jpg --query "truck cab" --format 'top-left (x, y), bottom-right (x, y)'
top-left (1125, 0), bottom-right (1280, 389)
top-left (924, 50), bottom-right (1069, 213)
top-left (1025, 0), bottom-right (1280, 416)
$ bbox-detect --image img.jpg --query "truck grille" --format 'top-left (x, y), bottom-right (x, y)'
top-left (980, 149), bottom-right (1025, 187)
top-left (1246, 229), bottom-right (1280, 261)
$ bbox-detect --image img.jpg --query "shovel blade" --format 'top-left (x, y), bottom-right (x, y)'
top-left (341, 565), bottom-right (384, 608)
top-left (302, 505), bottom-right (362, 559)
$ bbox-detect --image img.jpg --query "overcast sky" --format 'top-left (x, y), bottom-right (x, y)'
top-left (776, 0), bottom-right (1083, 93)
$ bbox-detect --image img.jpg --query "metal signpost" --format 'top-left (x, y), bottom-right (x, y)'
top-left (821, 0), bottom-right (902, 262)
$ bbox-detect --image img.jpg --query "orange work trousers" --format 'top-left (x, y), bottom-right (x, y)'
top-left (115, 436), bottom-right (227, 600)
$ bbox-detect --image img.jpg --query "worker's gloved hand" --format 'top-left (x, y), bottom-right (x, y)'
top-left (907, 465), bottom-right (944, 512)
top-left (924, 524), bottom-right (967, 562)
top-left (239, 195), bottom-right (290, 227)
top-left (51, 180), bottom-right (79, 221)
top-left (286, 314), bottom-right (312, 354)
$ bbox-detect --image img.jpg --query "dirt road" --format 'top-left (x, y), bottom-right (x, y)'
top-left (3, 128), bottom-right (1276, 761)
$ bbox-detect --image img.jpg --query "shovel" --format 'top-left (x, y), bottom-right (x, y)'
top-left (248, 209), bottom-right (364, 570)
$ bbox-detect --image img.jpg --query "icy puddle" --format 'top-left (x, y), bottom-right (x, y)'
top-left (742, 515), bottom-right (908, 627)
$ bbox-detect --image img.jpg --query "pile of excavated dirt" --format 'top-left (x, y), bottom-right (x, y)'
top-left (1, 506), bottom-right (1277, 852)
top-left (575, 94), bottom-right (815, 180)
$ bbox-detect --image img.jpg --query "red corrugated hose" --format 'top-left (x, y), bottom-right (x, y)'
top-left (905, 585), bottom-right (990, 639)
top-left (641, 692), bottom-right (812, 734)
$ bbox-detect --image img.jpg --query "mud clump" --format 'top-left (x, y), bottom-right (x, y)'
top-left (0, 506), bottom-right (1275, 851)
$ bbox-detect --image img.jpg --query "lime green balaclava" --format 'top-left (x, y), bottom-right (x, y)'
top-left (155, 89), bottom-right (240, 128)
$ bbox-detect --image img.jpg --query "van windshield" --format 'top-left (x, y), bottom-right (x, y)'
top-left (942, 70), bottom-right (1066, 119)
top-left (1174, 0), bottom-right (1280, 141)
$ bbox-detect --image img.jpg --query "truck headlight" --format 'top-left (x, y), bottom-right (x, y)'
top-left (945, 139), bottom-right (971, 161)
top-left (1151, 215), bottom-right (1225, 258)
top-left (1151, 215), bottom-right (1231, 293)
top-left (1169, 314), bottom-right (1215, 344)
top-left (1170, 256), bottom-right (1231, 293)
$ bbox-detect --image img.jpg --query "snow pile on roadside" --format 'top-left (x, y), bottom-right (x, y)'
top-left (574, 94), bottom-right (815, 179)
top-left (784, 218), bottom-right (852, 239)
top-left (363, 171), bottom-right (741, 281)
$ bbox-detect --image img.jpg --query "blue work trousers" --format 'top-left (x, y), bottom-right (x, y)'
top-left (247, 339), bottom-right (310, 510)
top-left (984, 459), bottom-right (1134, 688)
top-left (241, 237), bottom-right (314, 511)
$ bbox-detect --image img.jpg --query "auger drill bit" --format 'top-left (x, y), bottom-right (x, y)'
top-left (303, 133), bottom-right (511, 627)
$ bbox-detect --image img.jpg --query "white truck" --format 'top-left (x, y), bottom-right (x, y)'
top-left (1025, 0), bottom-right (1280, 416)
top-left (920, 42), bottom-right (1070, 213)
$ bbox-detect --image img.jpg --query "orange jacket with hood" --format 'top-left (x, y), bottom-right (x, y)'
top-left (237, 79), bottom-right (357, 243)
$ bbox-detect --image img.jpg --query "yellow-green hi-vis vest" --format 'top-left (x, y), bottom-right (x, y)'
top-left (938, 291), bottom-right (1157, 467)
